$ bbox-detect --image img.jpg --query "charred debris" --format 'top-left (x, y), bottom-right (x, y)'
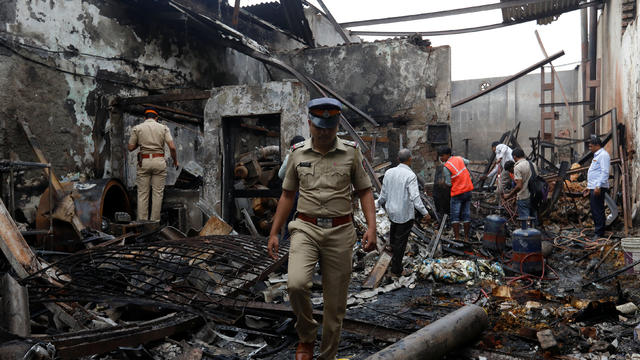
top-left (1, 0), bottom-right (640, 359)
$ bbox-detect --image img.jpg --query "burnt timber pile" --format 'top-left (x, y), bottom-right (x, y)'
top-left (2, 0), bottom-right (640, 359)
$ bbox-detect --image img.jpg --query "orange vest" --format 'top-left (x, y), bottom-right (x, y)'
top-left (444, 156), bottom-right (474, 197)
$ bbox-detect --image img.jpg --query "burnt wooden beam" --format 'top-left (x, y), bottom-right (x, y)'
top-left (239, 123), bottom-right (279, 137)
top-left (123, 105), bottom-right (202, 126)
top-left (114, 91), bottom-right (211, 106)
top-left (142, 103), bottom-right (203, 119)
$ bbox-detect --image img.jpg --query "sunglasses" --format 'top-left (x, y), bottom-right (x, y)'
top-left (309, 108), bottom-right (341, 118)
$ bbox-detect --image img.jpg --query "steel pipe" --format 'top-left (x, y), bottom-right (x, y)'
top-left (365, 304), bottom-right (489, 360)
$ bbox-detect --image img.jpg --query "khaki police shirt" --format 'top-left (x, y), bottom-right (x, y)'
top-left (282, 137), bottom-right (372, 217)
top-left (128, 119), bottom-right (173, 154)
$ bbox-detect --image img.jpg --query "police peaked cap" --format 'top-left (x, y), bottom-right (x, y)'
top-left (308, 97), bottom-right (342, 128)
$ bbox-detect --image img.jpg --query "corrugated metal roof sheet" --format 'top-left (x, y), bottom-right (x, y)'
top-left (242, 0), bottom-right (315, 46)
top-left (501, 0), bottom-right (583, 25)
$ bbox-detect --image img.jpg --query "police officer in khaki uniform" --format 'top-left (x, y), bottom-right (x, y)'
top-left (127, 107), bottom-right (178, 221)
top-left (268, 98), bottom-right (376, 360)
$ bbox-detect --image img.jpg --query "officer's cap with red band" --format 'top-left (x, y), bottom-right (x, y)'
top-left (144, 107), bottom-right (159, 117)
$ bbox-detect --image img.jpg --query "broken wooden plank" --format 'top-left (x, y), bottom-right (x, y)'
top-left (0, 198), bottom-right (41, 278)
top-left (241, 208), bottom-right (259, 237)
top-left (428, 213), bottom-right (448, 258)
top-left (362, 250), bottom-right (393, 289)
top-left (19, 120), bottom-right (85, 237)
top-left (199, 214), bottom-right (233, 236)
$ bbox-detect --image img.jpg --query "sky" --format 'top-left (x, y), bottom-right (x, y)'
top-left (233, 0), bottom-right (584, 81)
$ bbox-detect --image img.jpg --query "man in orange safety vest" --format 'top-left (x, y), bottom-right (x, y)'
top-left (438, 146), bottom-right (474, 242)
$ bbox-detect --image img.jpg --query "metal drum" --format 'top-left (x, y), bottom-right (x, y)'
top-left (35, 178), bottom-right (132, 251)
top-left (511, 224), bottom-right (543, 275)
top-left (483, 214), bottom-right (507, 251)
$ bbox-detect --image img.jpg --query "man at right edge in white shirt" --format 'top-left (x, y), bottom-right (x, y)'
top-left (378, 149), bottom-right (430, 278)
top-left (583, 135), bottom-right (610, 240)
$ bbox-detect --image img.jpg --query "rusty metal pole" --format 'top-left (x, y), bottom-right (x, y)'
top-left (581, 8), bottom-right (590, 153)
top-left (586, 6), bottom-right (598, 137)
top-left (0, 273), bottom-right (30, 336)
top-left (365, 304), bottom-right (489, 360)
top-left (232, 0), bottom-right (241, 27)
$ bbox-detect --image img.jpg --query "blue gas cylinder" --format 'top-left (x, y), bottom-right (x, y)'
top-left (511, 223), bottom-right (543, 275)
top-left (483, 214), bottom-right (507, 251)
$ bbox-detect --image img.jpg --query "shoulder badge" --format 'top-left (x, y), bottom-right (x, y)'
top-left (342, 140), bottom-right (358, 148)
top-left (290, 141), bottom-right (306, 152)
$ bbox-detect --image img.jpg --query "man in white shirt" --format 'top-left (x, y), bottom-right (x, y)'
top-left (378, 149), bottom-right (430, 277)
top-left (481, 141), bottom-right (514, 195)
top-left (583, 135), bottom-right (610, 239)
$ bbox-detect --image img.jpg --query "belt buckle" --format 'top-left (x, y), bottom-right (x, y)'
top-left (316, 217), bottom-right (332, 228)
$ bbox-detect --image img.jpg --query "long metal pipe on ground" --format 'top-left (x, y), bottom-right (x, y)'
top-left (365, 304), bottom-right (489, 360)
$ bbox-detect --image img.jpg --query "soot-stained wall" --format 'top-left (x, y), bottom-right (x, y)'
top-left (0, 0), bottom-right (269, 178)
top-left (274, 39), bottom-right (451, 181)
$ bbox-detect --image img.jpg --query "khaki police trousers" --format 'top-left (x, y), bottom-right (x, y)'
top-left (287, 218), bottom-right (357, 360)
top-left (136, 157), bottom-right (167, 221)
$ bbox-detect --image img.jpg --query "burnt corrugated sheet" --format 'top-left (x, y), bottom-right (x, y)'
top-left (501, 0), bottom-right (582, 25)
top-left (243, 0), bottom-right (315, 46)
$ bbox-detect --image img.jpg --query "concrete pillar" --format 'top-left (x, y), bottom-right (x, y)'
top-left (0, 273), bottom-right (30, 336)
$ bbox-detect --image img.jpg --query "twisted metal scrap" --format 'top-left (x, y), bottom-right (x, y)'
top-left (23, 235), bottom-right (289, 323)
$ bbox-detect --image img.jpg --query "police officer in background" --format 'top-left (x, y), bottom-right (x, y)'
top-left (128, 107), bottom-right (178, 221)
top-left (267, 97), bottom-right (376, 360)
